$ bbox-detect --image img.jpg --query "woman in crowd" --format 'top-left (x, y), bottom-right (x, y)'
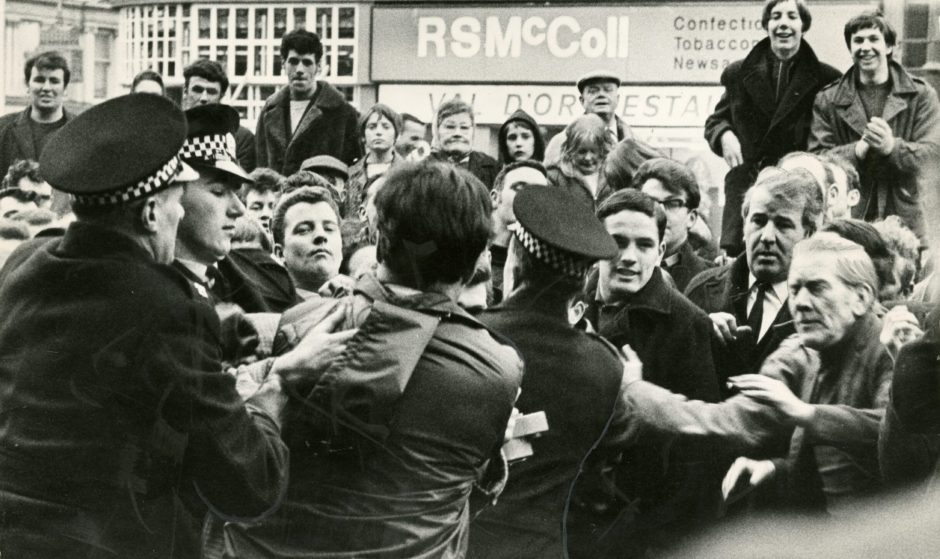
top-left (345, 103), bottom-right (402, 219)
top-left (497, 109), bottom-right (545, 165)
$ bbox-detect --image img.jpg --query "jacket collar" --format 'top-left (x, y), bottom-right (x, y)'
top-left (262, 81), bottom-right (348, 143)
top-left (11, 106), bottom-right (71, 161)
top-left (353, 273), bottom-right (483, 327)
top-left (740, 38), bottom-right (826, 127)
top-left (59, 220), bottom-right (153, 262)
top-left (831, 60), bottom-right (918, 134)
top-left (611, 267), bottom-right (673, 315)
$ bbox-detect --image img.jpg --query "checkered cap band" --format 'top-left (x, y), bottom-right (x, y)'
top-left (179, 134), bottom-right (237, 165)
top-left (71, 156), bottom-right (183, 206)
top-left (514, 226), bottom-right (591, 279)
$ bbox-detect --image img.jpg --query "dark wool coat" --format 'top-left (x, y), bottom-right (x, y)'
top-left (664, 240), bottom-right (715, 294)
top-left (704, 38), bottom-right (841, 252)
top-left (429, 149), bottom-right (501, 189)
top-left (469, 288), bottom-right (626, 559)
top-left (0, 222), bottom-right (288, 558)
top-left (684, 255), bottom-right (797, 390)
top-left (0, 106), bottom-right (74, 179)
top-left (809, 60), bottom-right (940, 240)
top-left (255, 81), bottom-right (362, 175)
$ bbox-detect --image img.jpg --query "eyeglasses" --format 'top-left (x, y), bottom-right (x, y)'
top-left (651, 198), bottom-right (689, 211)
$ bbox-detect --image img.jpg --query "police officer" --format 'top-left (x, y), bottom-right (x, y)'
top-left (0, 94), bottom-right (351, 558)
top-left (468, 186), bottom-right (629, 559)
top-left (175, 103), bottom-right (298, 314)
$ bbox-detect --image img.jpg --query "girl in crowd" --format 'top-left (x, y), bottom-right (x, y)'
top-left (497, 109), bottom-right (545, 164)
top-left (546, 113), bottom-right (614, 207)
top-left (346, 103), bottom-right (402, 218)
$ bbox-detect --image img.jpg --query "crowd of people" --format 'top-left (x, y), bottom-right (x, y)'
top-left (1, 1), bottom-right (940, 558)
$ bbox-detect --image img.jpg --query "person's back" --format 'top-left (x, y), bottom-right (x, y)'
top-left (472, 303), bottom-right (623, 559)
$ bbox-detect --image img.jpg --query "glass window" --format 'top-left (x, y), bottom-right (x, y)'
top-left (903, 2), bottom-right (930, 67)
top-left (273, 54), bottom-right (282, 76)
top-left (236, 9), bottom-right (249, 39)
top-left (182, 21), bottom-right (190, 47)
top-left (218, 9), bottom-right (229, 40)
top-left (198, 9), bottom-right (211, 39)
top-left (338, 7), bottom-right (355, 39)
top-left (254, 46), bottom-right (266, 76)
top-left (256, 9), bottom-right (268, 39)
top-left (274, 8), bottom-right (287, 38)
top-left (217, 46), bottom-right (229, 71)
top-left (321, 46), bottom-right (333, 76)
top-left (294, 8), bottom-right (306, 30)
top-left (316, 8), bottom-right (333, 39)
top-left (198, 45), bottom-right (211, 60)
top-left (235, 47), bottom-right (248, 76)
top-left (337, 45), bottom-right (354, 77)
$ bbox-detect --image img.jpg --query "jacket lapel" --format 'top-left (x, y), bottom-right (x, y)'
top-left (882, 63), bottom-right (918, 124)
top-left (768, 56), bottom-right (817, 132)
top-left (832, 70), bottom-right (870, 138)
top-left (263, 91), bottom-right (290, 154)
top-left (742, 63), bottom-right (777, 120)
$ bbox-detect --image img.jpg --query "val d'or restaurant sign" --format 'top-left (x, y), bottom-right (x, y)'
top-left (371, 3), bottom-right (871, 84)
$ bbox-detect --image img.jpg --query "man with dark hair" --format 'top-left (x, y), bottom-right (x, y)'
top-left (219, 159), bottom-right (524, 557)
top-left (809, 10), bottom-right (940, 241)
top-left (241, 166), bottom-right (286, 233)
top-left (0, 93), bottom-right (351, 558)
top-left (705, 0), bottom-right (840, 256)
top-left (255, 29), bottom-right (361, 174)
top-left (490, 159), bottom-right (549, 299)
top-left (685, 170), bottom-right (822, 388)
top-left (182, 58), bottom-right (256, 172)
top-left (635, 158), bottom-right (713, 291)
top-left (0, 51), bottom-right (74, 179)
top-left (270, 186), bottom-right (343, 299)
top-left (131, 69), bottom-right (165, 95)
top-left (587, 188), bottom-right (721, 556)
top-left (175, 104), bottom-right (297, 314)
top-left (397, 112), bottom-right (429, 159)
top-left (1, 159), bottom-right (52, 209)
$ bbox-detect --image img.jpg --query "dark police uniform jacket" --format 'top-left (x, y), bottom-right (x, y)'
top-left (0, 221), bottom-right (289, 558)
top-left (469, 288), bottom-right (628, 559)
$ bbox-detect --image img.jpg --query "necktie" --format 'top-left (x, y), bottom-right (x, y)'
top-left (205, 265), bottom-right (222, 289)
top-left (747, 282), bottom-right (770, 341)
top-left (608, 128), bottom-right (618, 146)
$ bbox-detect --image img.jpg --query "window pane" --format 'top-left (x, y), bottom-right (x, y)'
top-left (273, 54), bottom-right (282, 76)
top-left (94, 62), bottom-right (108, 98)
top-left (321, 46), bottom-right (332, 76)
top-left (183, 21), bottom-right (190, 47)
top-left (235, 47), bottom-right (248, 76)
top-left (95, 32), bottom-right (111, 59)
top-left (198, 45), bottom-right (210, 60)
top-left (338, 8), bottom-right (355, 39)
top-left (315, 8), bottom-right (332, 39)
top-left (337, 46), bottom-right (354, 77)
top-left (217, 46), bottom-right (229, 71)
top-left (254, 45), bottom-right (265, 76)
top-left (274, 8), bottom-right (287, 38)
top-left (294, 8), bottom-right (306, 30)
top-left (218, 9), bottom-right (229, 40)
top-left (236, 9), bottom-right (249, 39)
top-left (903, 3), bottom-right (929, 67)
top-left (255, 9), bottom-right (268, 39)
top-left (199, 10), bottom-right (209, 39)
top-left (198, 9), bottom-right (211, 39)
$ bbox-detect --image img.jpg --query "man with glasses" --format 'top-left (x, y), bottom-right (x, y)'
top-left (636, 158), bottom-right (714, 292)
top-left (182, 59), bottom-right (257, 172)
top-left (256, 29), bottom-right (361, 175)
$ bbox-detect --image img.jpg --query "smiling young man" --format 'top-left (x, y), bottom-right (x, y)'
top-left (809, 10), bottom-right (940, 242)
top-left (704, 0), bottom-right (840, 256)
top-left (588, 189), bottom-right (720, 557)
top-left (0, 52), bottom-right (74, 180)
top-left (255, 29), bottom-right (361, 175)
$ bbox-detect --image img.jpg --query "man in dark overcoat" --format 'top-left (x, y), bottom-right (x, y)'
top-left (0, 94), bottom-right (350, 558)
top-left (467, 186), bottom-right (626, 559)
top-left (704, 0), bottom-right (840, 255)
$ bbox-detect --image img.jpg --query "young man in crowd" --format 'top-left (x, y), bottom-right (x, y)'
top-left (256, 29), bottom-right (361, 174)
top-left (0, 52), bottom-right (74, 180)
top-left (810, 10), bottom-right (940, 240)
top-left (242, 167), bottom-right (286, 234)
top-left (705, 0), bottom-right (840, 256)
top-left (182, 58), bottom-right (257, 172)
top-left (635, 158), bottom-right (714, 292)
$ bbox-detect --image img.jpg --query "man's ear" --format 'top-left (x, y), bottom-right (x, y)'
top-left (852, 284), bottom-right (874, 317)
top-left (656, 239), bottom-right (666, 265)
top-left (686, 208), bottom-right (698, 232)
top-left (490, 189), bottom-right (500, 208)
top-left (847, 189), bottom-right (861, 208)
top-left (138, 198), bottom-right (160, 234)
top-left (273, 243), bottom-right (284, 259)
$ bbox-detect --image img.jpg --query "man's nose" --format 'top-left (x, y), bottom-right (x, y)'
top-left (759, 223), bottom-right (777, 243)
top-left (227, 193), bottom-right (246, 217)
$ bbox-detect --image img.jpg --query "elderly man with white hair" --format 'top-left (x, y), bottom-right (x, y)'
top-left (722, 233), bottom-right (893, 515)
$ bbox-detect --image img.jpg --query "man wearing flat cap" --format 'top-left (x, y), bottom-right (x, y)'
top-left (175, 103), bottom-right (299, 314)
top-left (0, 94), bottom-right (353, 558)
top-left (544, 70), bottom-right (634, 165)
top-left (468, 186), bottom-right (631, 559)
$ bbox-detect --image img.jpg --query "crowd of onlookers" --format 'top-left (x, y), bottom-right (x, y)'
top-left (3, 1), bottom-right (940, 558)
